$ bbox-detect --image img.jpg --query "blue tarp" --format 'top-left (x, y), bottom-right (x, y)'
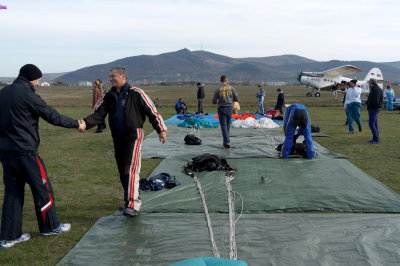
top-left (165, 113), bottom-right (283, 124)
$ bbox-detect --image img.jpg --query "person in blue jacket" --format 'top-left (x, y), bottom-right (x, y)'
top-left (175, 98), bottom-right (187, 114)
top-left (384, 84), bottom-right (395, 111)
top-left (281, 104), bottom-right (315, 159)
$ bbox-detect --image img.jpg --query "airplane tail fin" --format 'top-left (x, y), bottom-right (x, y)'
top-left (364, 68), bottom-right (383, 81)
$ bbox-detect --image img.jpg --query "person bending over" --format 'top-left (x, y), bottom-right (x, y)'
top-left (280, 104), bottom-right (315, 159)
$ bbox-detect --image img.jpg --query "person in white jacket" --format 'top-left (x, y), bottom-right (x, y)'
top-left (344, 79), bottom-right (362, 134)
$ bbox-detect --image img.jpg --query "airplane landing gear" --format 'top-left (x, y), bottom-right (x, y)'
top-left (306, 92), bottom-right (312, 97)
top-left (315, 92), bottom-right (321, 97)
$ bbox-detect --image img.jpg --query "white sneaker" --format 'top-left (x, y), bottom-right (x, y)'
top-left (0, 233), bottom-right (31, 248)
top-left (41, 223), bottom-right (71, 236)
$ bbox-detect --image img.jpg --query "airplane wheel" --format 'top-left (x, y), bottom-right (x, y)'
top-left (306, 92), bottom-right (312, 97)
top-left (315, 92), bottom-right (321, 97)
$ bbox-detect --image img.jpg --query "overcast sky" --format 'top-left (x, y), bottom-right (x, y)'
top-left (1, 0), bottom-right (399, 76)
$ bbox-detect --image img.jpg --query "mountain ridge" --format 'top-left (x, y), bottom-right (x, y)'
top-left (44, 49), bottom-right (400, 84)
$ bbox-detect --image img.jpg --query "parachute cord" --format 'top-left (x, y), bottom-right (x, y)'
top-left (258, 128), bottom-right (280, 147)
top-left (193, 174), bottom-right (221, 258)
top-left (225, 170), bottom-right (243, 260)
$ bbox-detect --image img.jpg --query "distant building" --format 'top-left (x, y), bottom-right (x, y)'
top-left (265, 82), bottom-right (287, 86)
top-left (40, 82), bottom-right (51, 87)
top-left (78, 81), bottom-right (92, 86)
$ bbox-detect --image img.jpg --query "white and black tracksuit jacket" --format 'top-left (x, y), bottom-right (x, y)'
top-left (84, 84), bottom-right (167, 210)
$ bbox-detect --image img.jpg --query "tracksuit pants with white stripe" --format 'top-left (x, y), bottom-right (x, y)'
top-left (113, 128), bottom-right (143, 211)
top-left (0, 153), bottom-right (60, 240)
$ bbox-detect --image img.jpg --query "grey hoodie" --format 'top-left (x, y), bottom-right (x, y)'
top-left (212, 84), bottom-right (239, 108)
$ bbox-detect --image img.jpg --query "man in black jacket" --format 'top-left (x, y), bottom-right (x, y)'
top-left (81, 67), bottom-right (167, 217)
top-left (0, 64), bottom-right (84, 248)
top-left (366, 78), bottom-right (383, 144)
top-left (196, 82), bottom-right (205, 114)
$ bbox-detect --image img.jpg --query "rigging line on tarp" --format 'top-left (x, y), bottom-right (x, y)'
top-left (184, 157), bottom-right (243, 260)
top-left (224, 169), bottom-right (244, 260)
top-left (184, 166), bottom-right (221, 258)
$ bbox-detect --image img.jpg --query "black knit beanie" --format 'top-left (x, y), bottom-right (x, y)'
top-left (19, 64), bottom-right (43, 81)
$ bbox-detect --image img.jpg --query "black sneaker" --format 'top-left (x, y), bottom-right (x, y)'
top-left (358, 125), bottom-right (362, 132)
top-left (123, 207), bottom-right (138, 217)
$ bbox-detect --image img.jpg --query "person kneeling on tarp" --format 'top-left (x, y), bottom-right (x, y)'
top-left (281, 104), bottom-right (315, 159)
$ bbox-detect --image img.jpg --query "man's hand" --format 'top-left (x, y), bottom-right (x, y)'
top-left (78, 120), bottom-right (86, 132)
top-left (158, 131), bottom-right (167, 144)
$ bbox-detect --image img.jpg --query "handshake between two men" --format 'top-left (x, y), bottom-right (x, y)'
top-left (76, 119), bottom-right (167, 144)
top-left (78, 119), bottom-right (86, 132)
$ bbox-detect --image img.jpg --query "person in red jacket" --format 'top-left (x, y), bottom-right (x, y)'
top-left (80, 67), bottom-right (167, 217)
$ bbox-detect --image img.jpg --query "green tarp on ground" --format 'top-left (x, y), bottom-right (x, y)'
top-left (58, 213), bottom-right (400, 266)
top-left (59, 117), bottom-right (400, 265)
top-left (140, 157), bottom-right (400, 213)
top-left (141, 127), bottom-right (344, 159)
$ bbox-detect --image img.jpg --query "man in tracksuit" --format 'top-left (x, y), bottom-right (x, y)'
top-left (0, 64), bottom-right (82, 248)
top-left (281, 104), bottom-right (315, 159)
top-left (366, 78), bottom-right (383, 144)
top-left (82, 67), bottom-right (167, 217)
top-left (212, 75), bottom-right (239, 149)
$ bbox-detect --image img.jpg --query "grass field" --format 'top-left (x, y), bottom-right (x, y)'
top-left (0, 84), bottom-right (399, 265)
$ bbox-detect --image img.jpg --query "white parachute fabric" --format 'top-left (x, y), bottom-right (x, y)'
top-left (232, 117), bottom-right (279, 129)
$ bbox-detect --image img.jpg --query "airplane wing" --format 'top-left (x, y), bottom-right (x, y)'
top-left (322, 65), bottom-right (362, 77)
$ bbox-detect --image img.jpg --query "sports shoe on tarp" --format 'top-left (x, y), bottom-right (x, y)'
top-left (41, 223), bottom-right (71, 236)
top-left (123, 207), bottom-right (138, 217)
top-left (0, 233), bottom-right (31, 248)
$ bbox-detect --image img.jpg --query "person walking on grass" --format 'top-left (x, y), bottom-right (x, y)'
top-left (0, 64), bottom-right (85, 248)
top-left (344, 79), bottom-right (362, 134)
top-left (196, 82), bottom-right (205, 114)
top-left (79, 67), bottom-right (167, 217)
top-left (275, 88), bottom-right (285, 115)
top-left (384, 84), bottom-right (395, 111)
top-left (366, 78), bottom-right (383, 144)
top-left (255, 83), bottom-right (265, 114)
top-left (212, 75), bottom-right (239, 149)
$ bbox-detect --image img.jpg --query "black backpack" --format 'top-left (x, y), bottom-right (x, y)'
top-left (139, 173), bottom-right (180, 191)
top-left (184, 134), bottom-right (202, 145)
top-left (184, 127), bottom-right (202, 145)
top-left (186, 153), bottom-right (229, 172)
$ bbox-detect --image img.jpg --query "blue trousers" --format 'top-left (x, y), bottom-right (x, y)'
top-left (368, 109), bottom-right (380, 141)
top-left (218, 106), bottom-right (232, 145)
top-left (346, 102), bottom-right (362, 133)
top-left (386, 95), bottom-right (393, 110)
top-left (258, 97), bottom-right (264, 114)
top-left (282, 125), bottom-right (315, 159)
